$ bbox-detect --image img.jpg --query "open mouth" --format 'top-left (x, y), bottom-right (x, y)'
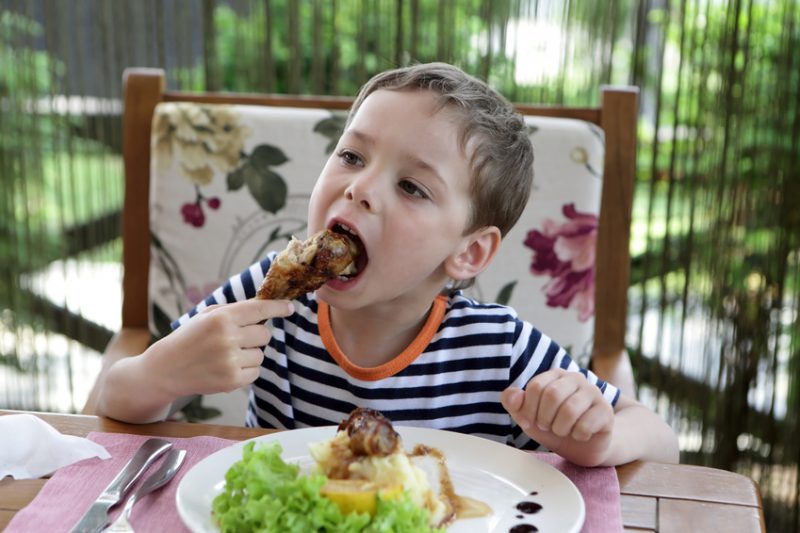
top-left (330, 222), bottom-right (368, 280)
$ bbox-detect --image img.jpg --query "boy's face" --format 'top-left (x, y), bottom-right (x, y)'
top-left (308, 89), bottom-right (474, 309)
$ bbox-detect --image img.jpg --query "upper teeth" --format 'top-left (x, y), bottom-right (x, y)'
top-left (338, 223), bottom-right (355, 235)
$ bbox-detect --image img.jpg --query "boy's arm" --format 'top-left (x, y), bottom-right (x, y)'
top-left (95, 299), bottom-right (294, 424)
top-left (502, 369), bottom-right (679, 466)
top-left (601, 394), bottom-right (680, 465)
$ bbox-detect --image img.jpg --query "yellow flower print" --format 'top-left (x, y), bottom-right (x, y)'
top-left (154, 103), bottom-right (249, 186)
top-left (570, 146), bottom-right (600, 177)
top-left (570, 147), bottom-right (589, 164)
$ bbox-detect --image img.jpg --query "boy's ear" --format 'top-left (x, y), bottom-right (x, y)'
top-left (445, 226), bottom-right (502, 281)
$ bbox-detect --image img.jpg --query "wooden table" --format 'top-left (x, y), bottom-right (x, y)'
top-left (0, 410), bottom-right (765, 532)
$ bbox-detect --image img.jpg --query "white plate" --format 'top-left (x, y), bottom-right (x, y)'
top-left (176, 426), bottom-right (584, 532)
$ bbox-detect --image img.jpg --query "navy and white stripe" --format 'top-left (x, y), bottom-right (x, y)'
top-left (172, 253), bottom-right (620, 450)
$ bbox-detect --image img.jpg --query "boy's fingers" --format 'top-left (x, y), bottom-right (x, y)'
top-left (533, 376), bottom-right (580, 431)
top-left (239, 366), bottom-right (261, 386)
top-left (550, 389), bottom-right (593, 438)
top-left (520, 370), bottom-right (563, 427)
top-left (239, 323), bottom-right (272, 348)
top-left (238, 347), bottom-right (266, 370)
top-left (230, 299), bottom-right (294, 326)
top-left (573, 402), bottom-right (613, 440)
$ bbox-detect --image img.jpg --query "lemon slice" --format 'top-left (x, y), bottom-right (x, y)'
top-left (378, 483), bottom-right (403, 501)
top-left (321, 479), bottom-right (403, 516)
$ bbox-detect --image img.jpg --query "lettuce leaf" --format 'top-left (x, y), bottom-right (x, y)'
top-left (212, 441), bottom-right (443, 533)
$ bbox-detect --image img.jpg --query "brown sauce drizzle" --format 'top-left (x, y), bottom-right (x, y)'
top-left (509, 525), bottom-right (539, 532)
top-left (509, 498), bottom-right (543, 533)
top-left (516, 501), bottom-right (543, 514)
top-left (455, 495), bottom-right (492, 519)
top-left (408, 444), bottom-right (492, 523)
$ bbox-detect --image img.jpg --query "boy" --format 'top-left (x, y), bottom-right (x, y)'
top-left (96, 63), bottom-right (678, 467)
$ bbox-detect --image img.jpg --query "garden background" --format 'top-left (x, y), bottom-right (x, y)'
top-left (1, 0), bottom-right (798, 529)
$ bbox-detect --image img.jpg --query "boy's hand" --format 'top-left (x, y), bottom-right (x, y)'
top-left (147, 299), bottom-right (294, 399)
top-left (501, 368), bottom-right (614, 466)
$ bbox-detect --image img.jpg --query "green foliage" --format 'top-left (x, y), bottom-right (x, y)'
top-left (314, 114), bottom-right (348, 155)
top-left (0, 11), bottom-right (62, 96)
top-left (0, 12), bottom-right (63, 306)
top-left (227, 144), bottom-right (289, 214)
top-left (175, 1), bottom-right (523, 98)
top-left (495, 281), bottom-right (517, 306)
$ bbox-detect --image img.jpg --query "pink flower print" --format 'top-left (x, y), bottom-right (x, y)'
top-left (524, 203), bottom-right (597, 322)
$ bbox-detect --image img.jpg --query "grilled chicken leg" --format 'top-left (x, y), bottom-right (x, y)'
top-left (256, 229), bottom-right (359, 300)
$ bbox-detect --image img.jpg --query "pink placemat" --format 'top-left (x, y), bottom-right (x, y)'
top-left (6, 432), bottom-right (622, 533)
top-left (5, 432), bottom-right (225, 533)
top-left (531, 452), bottom-right (623, 533)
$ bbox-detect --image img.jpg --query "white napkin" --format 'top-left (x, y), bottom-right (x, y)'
top-left (0, 414), bottom-right (111, 479)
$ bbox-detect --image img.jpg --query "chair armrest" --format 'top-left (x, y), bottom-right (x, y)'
top-left (81, 327), bottom-right (151, 414)
top-left (590, 348), bottom-right (636, 399)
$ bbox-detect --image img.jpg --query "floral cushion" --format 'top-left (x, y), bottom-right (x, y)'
top-left (148, 102), bottom-right (603, 422)
top-left (148, 103), bottom-right (338, 338)
top-left (467, 119), bottom-right (604, 359)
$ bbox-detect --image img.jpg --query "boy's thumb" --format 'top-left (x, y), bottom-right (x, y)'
top-left (501, 387), bottom-right (525, 415)
top-left (502, 387), bottom-right (535, 434)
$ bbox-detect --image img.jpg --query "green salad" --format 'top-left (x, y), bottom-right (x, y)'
top-left (212, 441), bottom-right (443, 532)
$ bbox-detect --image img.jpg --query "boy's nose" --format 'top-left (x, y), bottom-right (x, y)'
top-left (344, 187), bottom-right (371, 210)
top-left (344, 174), bottom-right (381, 212)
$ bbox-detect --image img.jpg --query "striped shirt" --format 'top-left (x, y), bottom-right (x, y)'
top-left (173, 252), bottom-right (620, 450)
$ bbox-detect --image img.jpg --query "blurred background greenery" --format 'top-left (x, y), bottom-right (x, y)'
top-left (1, 0), bottom-right (798, 529)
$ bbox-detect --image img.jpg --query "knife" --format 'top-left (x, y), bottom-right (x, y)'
top-left (105, 448), bottom-right (187, 531)
top-left (69, 437), bottom-right (173, 533)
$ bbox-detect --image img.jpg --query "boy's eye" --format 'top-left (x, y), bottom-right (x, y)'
top-left (337, 149), bottom-right (364, 167)
top-left (398, 179), bottom-right (429, 199)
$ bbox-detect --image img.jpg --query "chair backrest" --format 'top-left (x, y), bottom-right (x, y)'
top-left (120, 68), bottom-right (637, 394)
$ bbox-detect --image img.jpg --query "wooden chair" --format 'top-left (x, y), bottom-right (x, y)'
top-left (82, 68), bottom-right (637, 415)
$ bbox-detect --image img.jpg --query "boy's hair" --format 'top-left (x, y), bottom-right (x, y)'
top-left (347, 62), bottom-right (534, 239)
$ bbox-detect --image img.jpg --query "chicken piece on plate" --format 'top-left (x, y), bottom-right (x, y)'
top-left (309, 407), bottom-right (460, 528)
top-left (338, 407), bottom-right (401, 457)
top-left (256, 229), bottom-right (360, 301)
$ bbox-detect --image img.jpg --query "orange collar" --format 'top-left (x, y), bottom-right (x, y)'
top-left (318, 295), bottom-right (448, 381)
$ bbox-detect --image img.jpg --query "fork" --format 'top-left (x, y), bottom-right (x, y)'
top-left (103, 449), bottom-right (187, 533)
